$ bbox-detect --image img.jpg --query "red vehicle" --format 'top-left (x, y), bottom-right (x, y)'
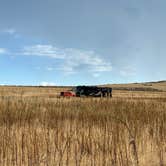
top-left (60, 91), bottom-right (76, 97)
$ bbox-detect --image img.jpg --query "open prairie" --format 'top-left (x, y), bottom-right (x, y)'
top-left (0, 85), bottom-right (166, 166)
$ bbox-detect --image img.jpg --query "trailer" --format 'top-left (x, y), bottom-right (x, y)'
top-left (60, 86), bottom-right (112, 97)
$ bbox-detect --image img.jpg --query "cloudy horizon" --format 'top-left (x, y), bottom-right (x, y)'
top-left (0, 0), bottom-right (166, 85)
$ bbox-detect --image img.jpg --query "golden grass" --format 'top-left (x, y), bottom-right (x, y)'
top-left (0, 86), bottom-right (165, 166)
top-left (105, 81), bottom-right (166, 91)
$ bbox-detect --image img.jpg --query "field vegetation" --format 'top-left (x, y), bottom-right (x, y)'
top-left (0, 86), bottom-right (165, 166)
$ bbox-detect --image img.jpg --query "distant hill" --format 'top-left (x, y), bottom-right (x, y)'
top-left (102, 80), bottom-right (166, 92)
top-left (0, 80), bottom-right (165, 92)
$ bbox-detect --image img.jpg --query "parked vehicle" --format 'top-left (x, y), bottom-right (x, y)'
top-left (60, 91), bottom-right (76, 97)
top-left (60, 86), bottom-right (112, 97)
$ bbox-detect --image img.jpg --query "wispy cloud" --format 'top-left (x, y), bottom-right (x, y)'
top-left (39, 81), bottom-right (56, 86)
top-left (0, 48), bottom-right (7, 54)
top-left (22, 44), bottom-right (112, 76)
top-left (23, 45), bottom-right (65, 59)
top-left (1, 28), bottom-right (20, 39)
top-left (46, 67), bottom-right (54, 71)
top-left (3, 28), bottom-right (16, 35)
top-left (120, 66), bottom-right (136, 77)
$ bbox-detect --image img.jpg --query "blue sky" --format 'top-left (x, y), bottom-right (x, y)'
top-left (0, 0), bottom-right (165, 86)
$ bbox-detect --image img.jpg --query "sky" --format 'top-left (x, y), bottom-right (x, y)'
top-left (0, 0), bottom-right (166, 86)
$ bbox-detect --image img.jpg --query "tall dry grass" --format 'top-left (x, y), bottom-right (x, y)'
top-left (0, 87), bottom-right (165, 165)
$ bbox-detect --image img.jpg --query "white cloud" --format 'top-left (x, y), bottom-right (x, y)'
top-left (22, 44), bottom-right (112, 75)
top-left (3, 28), bottom-right (16, 35)
top-left (23, 45), bottom-right (65, 59)
top-left (46, 67), bottom-right (54, 71)
top-left (0, 48), bottom-right (7, 54)
top-left (120, 66), bottom-right (136, 77)
top-left (64, 48), bottom-right (112, 72)
top-left (91, 65), bottom-right (112, 72)
top-left (58, 65), bottom-right (76, 75)
top-left (39, 81), bottom-right (56, 86)
top-left (1, 28), bottom-right (20, 39)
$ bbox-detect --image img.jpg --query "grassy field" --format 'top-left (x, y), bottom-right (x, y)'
top-left (105, 80), bottom-right (166, 92)
top-left (0, 86), bottom-right (166, 166)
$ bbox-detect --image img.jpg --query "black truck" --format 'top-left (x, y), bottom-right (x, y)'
top-left (72, 86), bottom-right (112, 97)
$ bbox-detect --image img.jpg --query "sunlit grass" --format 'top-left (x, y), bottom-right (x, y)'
top-left (0, 87), bottom-right (165, 165)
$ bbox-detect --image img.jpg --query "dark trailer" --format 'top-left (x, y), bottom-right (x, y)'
top-left (73, 86), bottom-right (112, 97)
